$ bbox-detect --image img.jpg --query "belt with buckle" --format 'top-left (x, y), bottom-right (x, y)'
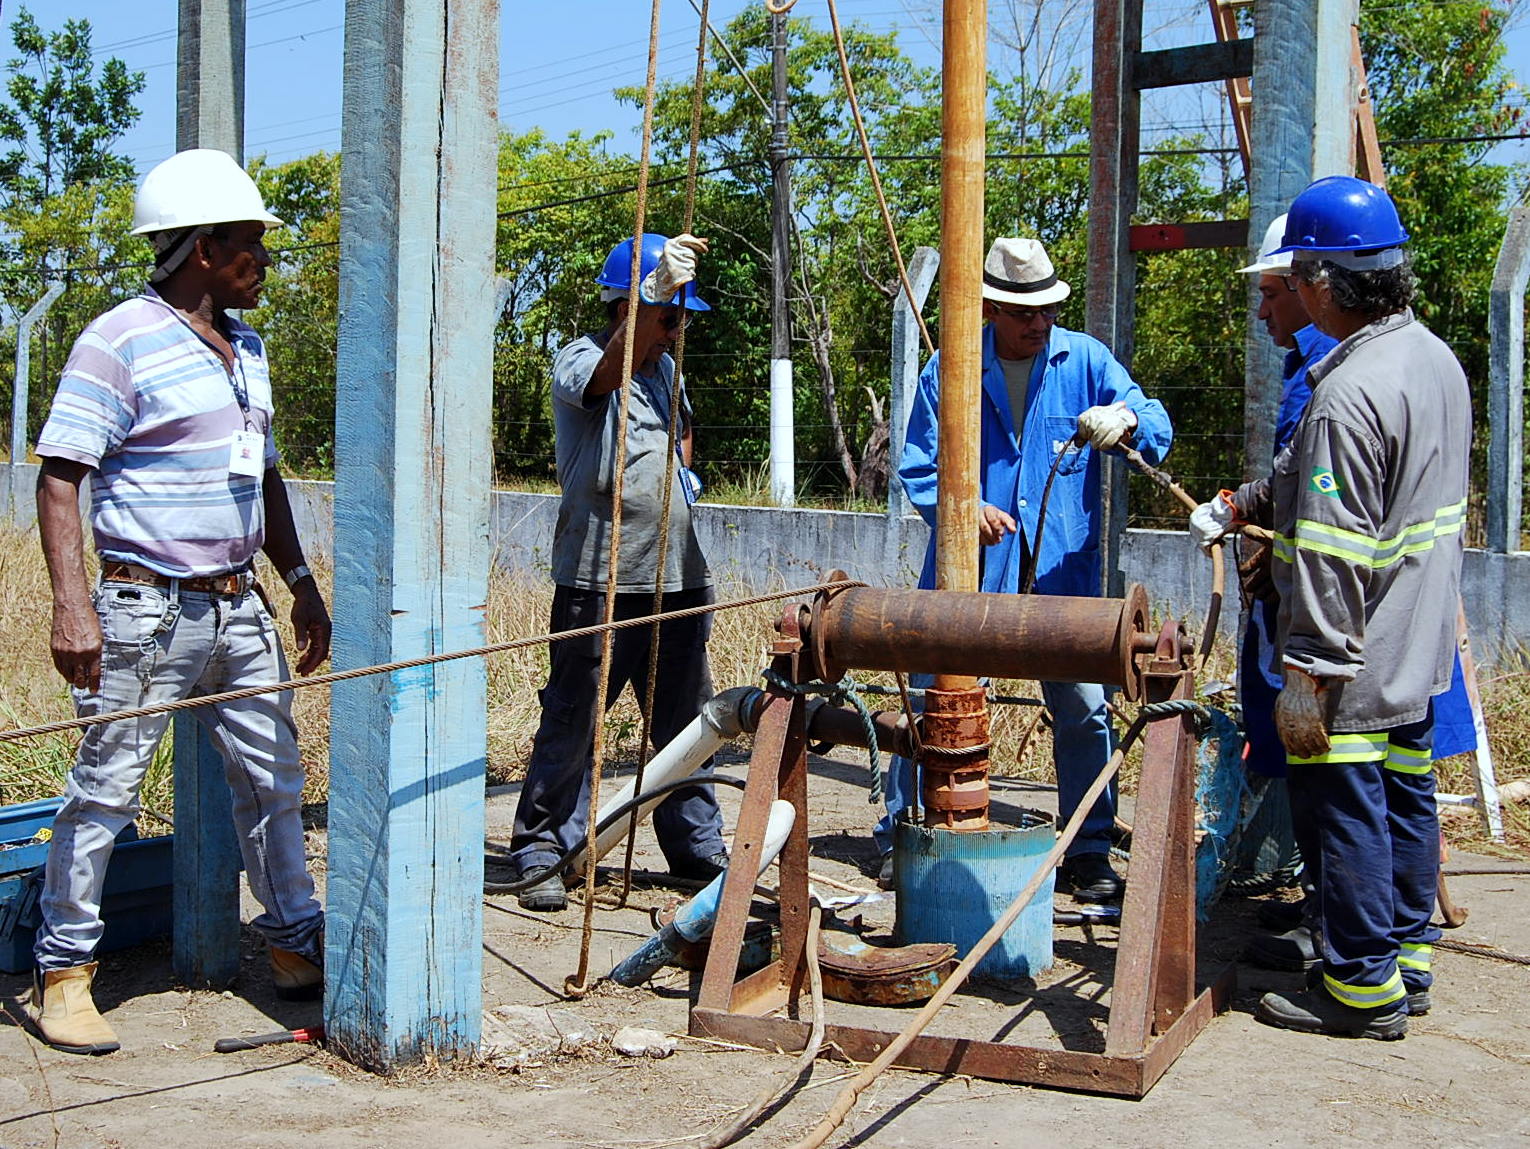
top-left (102, 562), bottom-right (253, 596)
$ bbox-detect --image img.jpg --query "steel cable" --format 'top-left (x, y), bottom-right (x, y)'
top-left (0, 580), bottom-right (867, 745)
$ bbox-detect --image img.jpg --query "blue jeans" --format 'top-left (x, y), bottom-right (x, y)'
top-left (36, 579), bottom-right (323, 971)
top-left (510, 585), bottom-right (725, 874)
top-left (876, 676), bottom-right (1116, 858)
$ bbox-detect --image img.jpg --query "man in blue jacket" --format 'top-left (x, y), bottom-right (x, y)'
top-left (877, 237), bottom-right (1173, 901)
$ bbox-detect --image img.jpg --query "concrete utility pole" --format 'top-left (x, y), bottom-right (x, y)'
top-left (177, 0), bottom-right (246, 160)
top-left (925, 0), bottom-right (990, 832)
top-left (1244, 0), bottom-right (1359, 475)
top-left (1487, 205), bottom-right (1530, 554)
top-left (769, 8), bottom-right (795, 507)
top-left (172, 0), bottom-right (249, 991)
top-left (327, 0), bottom-right (498, 1069)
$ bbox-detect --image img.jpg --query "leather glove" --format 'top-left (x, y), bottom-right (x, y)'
top-left (1188, 490), bottom-right (1241, 553)
top-left (1075, 401), bottom-right (1137, 451)
top-left (640, 233), bottom-right (709, 305)
top-left (1274, 667), bottom-right (1331, 759)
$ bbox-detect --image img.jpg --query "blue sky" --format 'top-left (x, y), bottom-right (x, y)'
top-left (26, 2), bottom-right (1530, 180)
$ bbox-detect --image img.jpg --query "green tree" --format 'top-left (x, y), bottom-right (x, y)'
top-left (0, 8), bottom-right (144, 208)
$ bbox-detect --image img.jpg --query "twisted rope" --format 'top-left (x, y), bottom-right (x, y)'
top-left (761, 669), bottom-right (883, 803)
top-left (0, 581), bottom-right (867, 745)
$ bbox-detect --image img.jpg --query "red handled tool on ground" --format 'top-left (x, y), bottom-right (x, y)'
top-left (213, 1024), bottom-right (325, 1053)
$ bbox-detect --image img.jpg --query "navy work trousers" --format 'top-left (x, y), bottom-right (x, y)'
top-left (1286, 710), bottom-right (1439, 1010)
top-left (510, 584), bottom-right (726, 875)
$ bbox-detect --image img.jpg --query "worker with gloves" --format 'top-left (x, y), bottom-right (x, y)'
top-left (31, 149), bottom-right (330, 1054)
top-left (1190, 177), bottom-right (1468, 1040)
top-left (507, 232), bottom-right (730, 912)
top-left (878, 236), bottom-right (1173, 901)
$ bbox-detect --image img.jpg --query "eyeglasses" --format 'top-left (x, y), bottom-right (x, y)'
top-left (990, 303), bottom-right (1059, 323)
top-left (660, 311), bottom-right (689, 332)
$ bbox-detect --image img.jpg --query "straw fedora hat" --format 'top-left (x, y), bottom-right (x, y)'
top-left (982, 237), bottom-right (1071, 307)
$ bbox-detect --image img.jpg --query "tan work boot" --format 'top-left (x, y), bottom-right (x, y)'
top-left (32, 963), bottom-right (121, 1055)
top-left (270, 945), bottom-right (323, 1001)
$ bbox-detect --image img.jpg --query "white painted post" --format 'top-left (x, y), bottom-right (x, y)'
top-left (8, 280), bottom-right (65, 519)
top-left (173, 0), bottom-right (248, 990)
top-left (887, 245), bottom-right (940, 528)
top-left (326, 0), bottom-right (498, 1068)
top-left (1487, 205), bottom-right (1529, 555)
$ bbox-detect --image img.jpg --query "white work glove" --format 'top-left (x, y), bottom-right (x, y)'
top-left (1075, 401), bottom-right (1137, 451)
top-left (679, 466), bottom-right (703, 505)
top-left (640, 233), bottom-right (709, 305)
top-left (1188, 490), bottom-right (1241, 553)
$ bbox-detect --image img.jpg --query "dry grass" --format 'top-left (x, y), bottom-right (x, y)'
top-left (0, 520), bottom-right (1525, 860)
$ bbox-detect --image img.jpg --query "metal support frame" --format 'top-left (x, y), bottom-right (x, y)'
top-left (8, 280), bottom-right (65, 519)
top-left (690, 592), bottom-right (1231, 1098)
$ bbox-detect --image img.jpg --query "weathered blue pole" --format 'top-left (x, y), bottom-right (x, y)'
top-left (1245, 0), bottom-right (1358, 477)
top-left (326, 0), bottom-right (498, 1068)
top-left (172, 0), bottom-right (248, 989)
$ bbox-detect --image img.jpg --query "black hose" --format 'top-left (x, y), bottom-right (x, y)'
top-left (482, 773), bottom-right (748, 894)
top-left (1022, 439), bottom-right (1078, 594)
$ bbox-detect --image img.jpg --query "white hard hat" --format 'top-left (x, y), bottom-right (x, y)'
top-left (132, 149), bottom-right (283, 235)
top-left (1237, 214), bottom-right (1292, 276)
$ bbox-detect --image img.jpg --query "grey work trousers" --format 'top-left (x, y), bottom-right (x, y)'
top-left (509, 584), bottom-right (726, 875)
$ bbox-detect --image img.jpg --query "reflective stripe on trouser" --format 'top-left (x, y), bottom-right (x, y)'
top-left (36, 582), bottom-right (323, 970)
top-left (876, 675), bottom-right (1117, 858)
top-left (1286, 707), bottom-right (1439, 1005)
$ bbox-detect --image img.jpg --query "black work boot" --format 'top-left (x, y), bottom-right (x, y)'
top-left (1244, 925), bottom-right (1320, 971)
top-left (1256, 987), bottom-right (1407, 1040)
top-left (1256, 898), bottom-right (1308, 932)
top-left (517, 866), bottom-right (568, 912)
top-left (1058, 853), bottom-right (1124, 903)
top-left (669, 850), bottom-right (730, 883)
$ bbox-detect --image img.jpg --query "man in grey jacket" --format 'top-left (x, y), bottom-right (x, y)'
top-left (1190, 177), bottom-right (1469, 1040)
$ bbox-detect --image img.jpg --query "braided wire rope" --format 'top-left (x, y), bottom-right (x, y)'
top-left (761, 668), bottom-right (884, 803)
top-left (0, 581), bottom-right (866, 745)
top-left (622, 0), bottom-right (714, 909)
top-left (565, 0), bottom-right (666, 1001)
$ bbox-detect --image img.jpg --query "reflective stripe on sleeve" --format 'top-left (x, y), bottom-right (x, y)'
top-left (1288, 732), bottom-right (1388, 766)
top-left (1273, 498), bottom-right (1466, 570)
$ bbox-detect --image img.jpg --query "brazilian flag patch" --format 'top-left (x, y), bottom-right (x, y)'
top-left (1309, 467), bottom-right (1343, 498)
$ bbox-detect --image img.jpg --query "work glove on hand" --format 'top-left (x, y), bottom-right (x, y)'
top-left (1274, 667), bottom-right (1331, 759)
top-left (1075, 401), bottom-right (1137, 451)
top-left (678, 466), bottom-right (703, 505)
top-left (1188, 490), bottom-right (1241, 553)
top-left (640, 233), bottom-right (709, 305)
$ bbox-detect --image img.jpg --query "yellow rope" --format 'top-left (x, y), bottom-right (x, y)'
top-left (825, 0), bottom-right (935, 356)
top-left (567, 0), bottom-right (666, 1001)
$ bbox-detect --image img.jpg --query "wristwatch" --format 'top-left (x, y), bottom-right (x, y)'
top-left (282, 564), bottom-right (312, 589)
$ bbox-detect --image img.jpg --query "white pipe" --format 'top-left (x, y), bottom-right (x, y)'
top-left (769, 357), bottom-right (795, 506)
top-left (570, 686), bottom-right (760, 876)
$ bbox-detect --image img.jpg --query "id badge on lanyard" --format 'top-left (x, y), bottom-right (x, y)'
top-left (225, 352), bottom-right (264, 477)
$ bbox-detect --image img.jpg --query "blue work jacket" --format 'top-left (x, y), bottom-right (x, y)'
top-left (1274, 323), bottom-right (1339, 454)
top-left (899, 323), bottom-right (1173, 598)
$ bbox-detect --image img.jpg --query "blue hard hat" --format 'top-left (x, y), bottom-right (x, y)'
top-left (1275, 176), bottom-right (1408, 255)
top-left (595, 232), bottom-right (711, 311)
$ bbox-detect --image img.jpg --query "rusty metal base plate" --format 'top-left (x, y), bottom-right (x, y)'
top-left (690, 964), bottom-right (1234, 1099)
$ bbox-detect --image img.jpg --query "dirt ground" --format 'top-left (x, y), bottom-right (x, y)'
top-left (2, 748), bottom-right (1528, 1149)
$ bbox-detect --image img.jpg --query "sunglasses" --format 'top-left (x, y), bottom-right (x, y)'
top-left (990, 303), bottom-right (1059, 323)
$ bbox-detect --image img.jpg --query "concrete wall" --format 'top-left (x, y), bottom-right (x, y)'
top-left (7, 463), bottom-right (1526, 665)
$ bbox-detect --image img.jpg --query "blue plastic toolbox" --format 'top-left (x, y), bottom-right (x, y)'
top-left (0, 797), bottom-right (174, 974)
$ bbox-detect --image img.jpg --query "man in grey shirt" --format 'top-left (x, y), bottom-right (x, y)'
top-left (509, 233), bottom-right (728, 911)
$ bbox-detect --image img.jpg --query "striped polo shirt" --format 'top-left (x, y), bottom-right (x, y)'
top-left (36, 289), bottom-right (279, 577)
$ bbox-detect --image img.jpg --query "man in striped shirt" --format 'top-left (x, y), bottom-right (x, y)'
top-left (29, 150), bottom-right (329, 1054)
